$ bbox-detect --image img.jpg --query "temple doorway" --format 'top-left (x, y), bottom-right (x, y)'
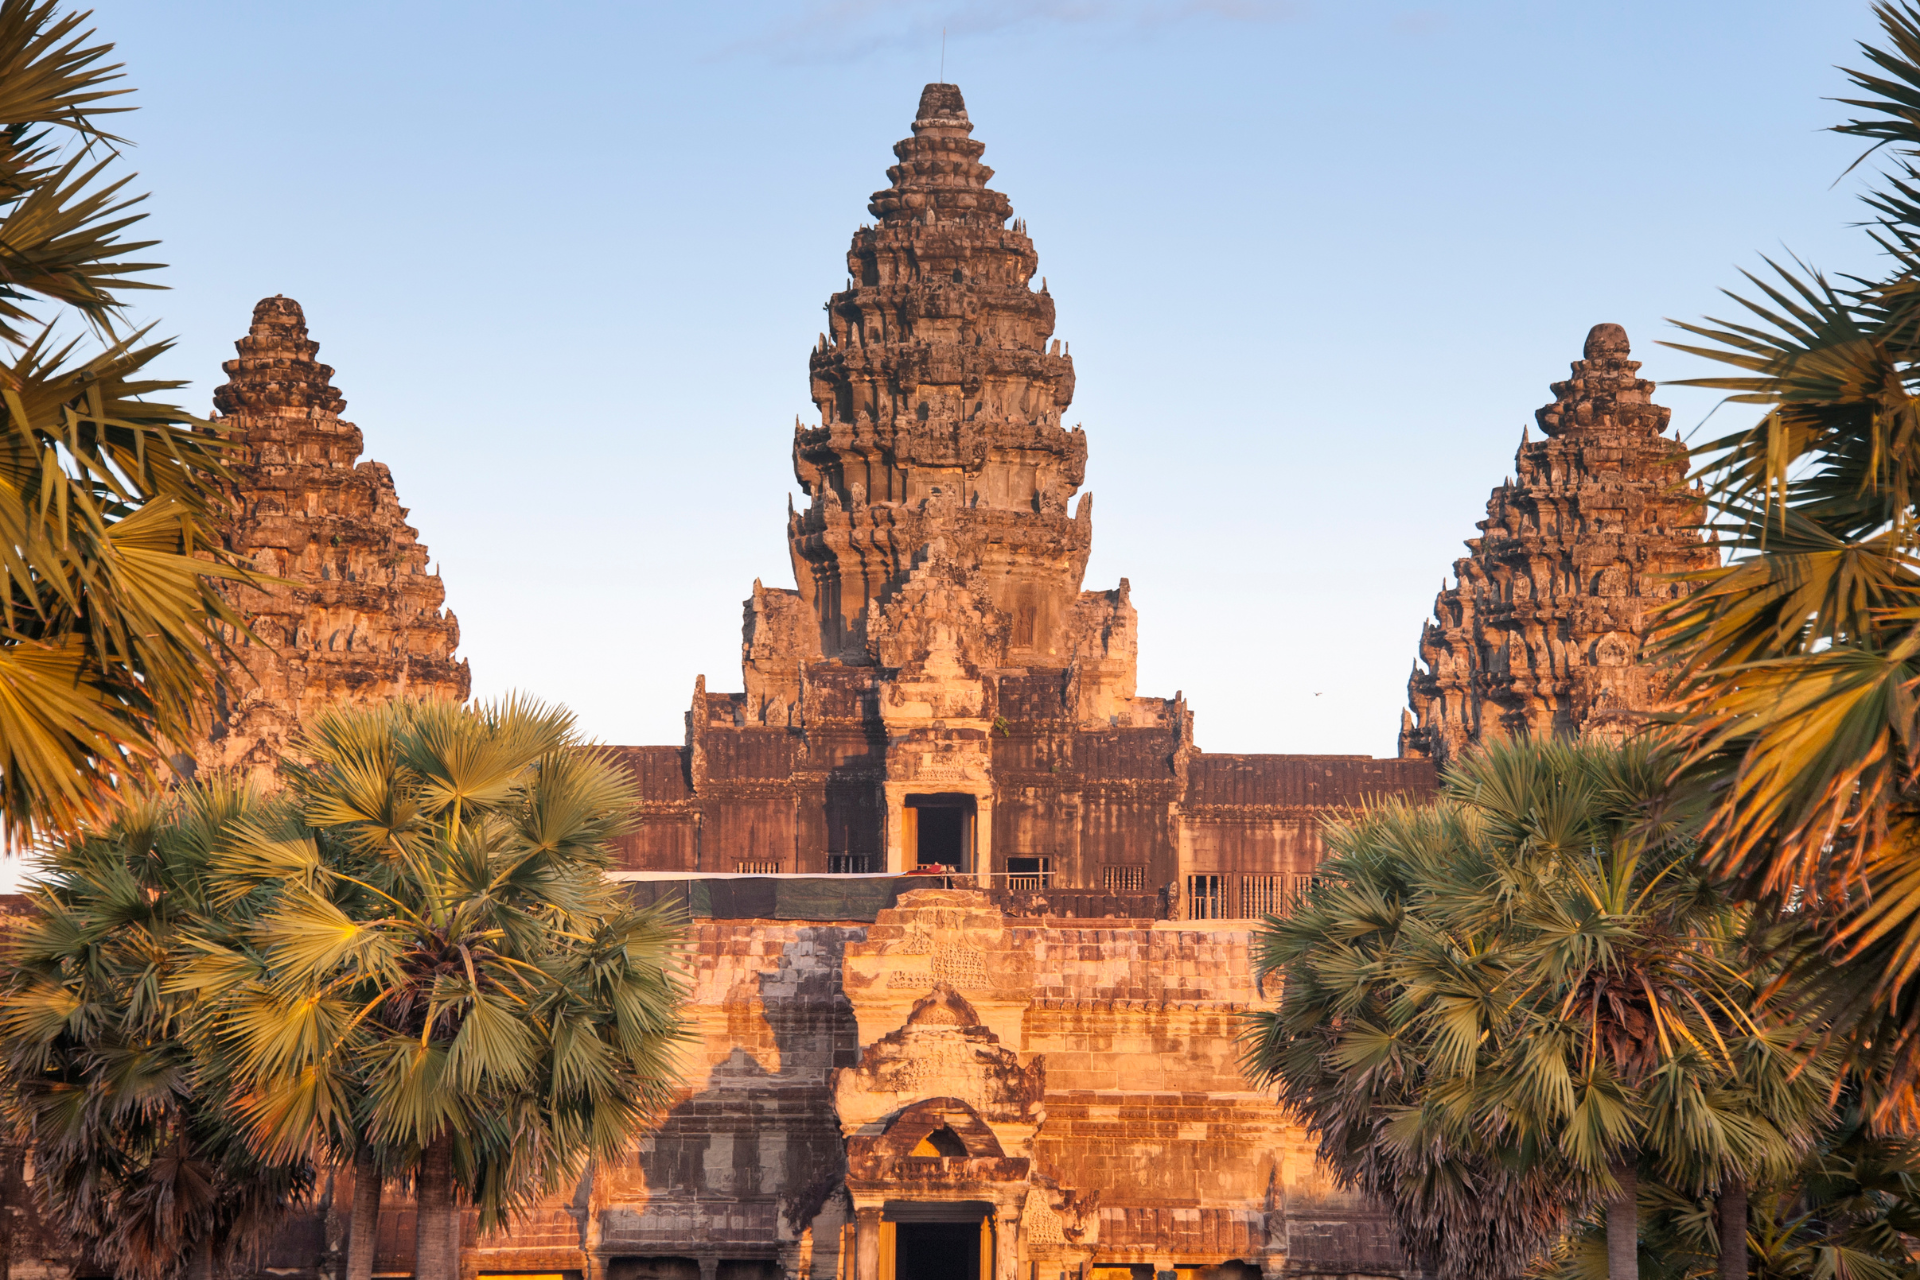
top-left (894, 1221), bottom-right (978, 1280)
top-left (881, 1200), bottom-right (992, 1280)
top-left (903, 795), bottom-right (975, 872)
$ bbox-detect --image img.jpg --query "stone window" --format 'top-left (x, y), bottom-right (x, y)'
top-left (1006, 855), bottom-right (1051, 889)
top-left (827, 853), bottom-right (875, 874)
top-left (1103, 864), bottom-right (1145, 892)
top-left (1186, 874), bottom-right (1226, 920)
top-left (735, 860), bottom-right (781, 875)
top-left (1240, 874), bottom-right (1285, 920)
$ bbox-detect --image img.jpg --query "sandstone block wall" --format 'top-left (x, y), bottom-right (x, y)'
top-left (224, 891), bottom-right (1408, 1280)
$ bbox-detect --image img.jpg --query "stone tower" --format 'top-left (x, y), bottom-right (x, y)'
top-left (196, 296), bottom-right (470, 778)
top-left (743, 81), bottom-right (1137, 731)
top-left (1399, 323), bottom-right (1714, 765)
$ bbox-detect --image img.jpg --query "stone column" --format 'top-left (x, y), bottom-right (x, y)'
top-left (575, 1160), bottom-right (604, 1280)
top-left (784, 1225), bottom-right (813, 1280)
top-left (318, 1163), bottom-right (347, 1280)
top-left (973, 794), bottom-right (993, 889)
top-left (699, 1258), bottom-right (719, 1280)
top-left (993, 1207), bottom-right (1019, 1280)
top-left (856, 1207), bottom-right (884, 1280)
top-left (884, 786), bottom-right (907, 874)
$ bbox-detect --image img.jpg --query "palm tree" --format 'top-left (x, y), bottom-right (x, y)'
top-left (1244, 739), bottom-right (1828, 1280)
top-left (1240, 792), bottom-right (1590, 1280)
top-left (1546, 1098), bottom-right (1920, 1280)
top-left (0, 781), bottom-right (313, 1280)
top-left (180, 698), bottom-right (690, 1280)
top-left (0, 0), bottom-right (248, 841)
top-left (1654, 0), bottom-right (1920, 1134)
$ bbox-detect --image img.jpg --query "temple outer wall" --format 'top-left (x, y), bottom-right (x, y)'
top-left (0, 883), bottom-right (1412, 1280)
top-left (440, 889), bottom-right (1409, 1280)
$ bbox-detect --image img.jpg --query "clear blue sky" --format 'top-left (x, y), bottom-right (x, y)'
top-left (86, 0), bottom-right (1881, 757)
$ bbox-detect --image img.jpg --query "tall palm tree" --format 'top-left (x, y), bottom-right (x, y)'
top-left (1546, 1099), bottom-right (1920, 1280)
top-left (179, 698), bottom-right (690, 1280)
top-left (1240, 792), bottom-right (1590, 1280)
top-left (0, 781), bottom-right (313, 1280)
top-left (0, 0), bottom-right (248, 841)
top-left (1244, 739), bottom-right (1828, 1280)
top-left (1654, 0), bottom-right (1920, 1135)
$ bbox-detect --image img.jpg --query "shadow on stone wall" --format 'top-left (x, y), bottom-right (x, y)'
top-left (598, 925), bottom-right (860, 1274)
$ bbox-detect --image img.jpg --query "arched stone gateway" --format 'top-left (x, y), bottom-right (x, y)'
top-left (844, 1099), bottom-right (1028, 1280)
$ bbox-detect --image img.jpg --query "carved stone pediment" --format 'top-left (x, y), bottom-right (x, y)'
top-left (833, 984), bottom-right (1043, 1143)
top-left (840, 890), bottom-right (1036, 1052)
top-left (845, 1096), bottom-right (1032, 1194)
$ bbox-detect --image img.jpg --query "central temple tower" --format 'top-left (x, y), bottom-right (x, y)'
top-left (618, 83), bottom-right (1430, 897)
top-left (745, 82), bottom-right (1134, 737)
top-left (719, 82), bottom-right (1155, 877)
top-left (786, 81), bottom-right (1094, 672)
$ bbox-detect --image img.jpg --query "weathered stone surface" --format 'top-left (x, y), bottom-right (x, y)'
top-left (194, 297), bottom-right (470, 777)
top-left (618, 85), bottom-right (1434, 892)
top-left (0, 891), bottom-right (1409, 1280)
top-left (573, 890), bottom-right (1400, 1280)
top-left (0, 90), bottom-right (1433, 1280)
top-left (1400, 324), bottom-right (1715, 765)
top-left (786, 82), bottom-right (1095, 678)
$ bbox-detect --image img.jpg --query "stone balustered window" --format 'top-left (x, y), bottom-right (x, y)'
top-left (1186, 874), bottom-right (1226, 920)
top-left (1240, 874), bottom-right (1285, 920)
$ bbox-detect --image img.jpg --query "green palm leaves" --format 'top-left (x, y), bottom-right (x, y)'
top-left (1550, 1104), bottom-right (1920, 1280)
top-left (186, 698), bottom-right (690, 1280)
top-left (0, 0), bottom-right (247, 840)
top-left (0, 781), bottom-right (314, 1280)
top-left (0, 698), bottom-right (691, 1280)
top-left (1244, 740), bottom-right (1826, 1280)
top-left (1652, 0), bottom-right (1920, 1134)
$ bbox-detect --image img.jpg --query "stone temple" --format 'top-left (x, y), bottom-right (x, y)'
top-left (0, 83), bottom-right (1709, 1280)
top-left (611, 81), bottom-right (1432, 911)
top-left (1398, 322), bottom-right (1711, 766)
top-left (193, 295), bottom-right (471, 778)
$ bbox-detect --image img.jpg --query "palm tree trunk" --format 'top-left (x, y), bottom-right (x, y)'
top-left (186, 1239), bottom-right (214, 1280)
top-left (348, 1149), bottom-right (383, 1280)
top-left (1606, 1156), bottom-right (1639, 1280)
top-left (413, 1133), bottom-right (458, 1280)
top-left (1718, 1179), bottom-right (1747, 1280)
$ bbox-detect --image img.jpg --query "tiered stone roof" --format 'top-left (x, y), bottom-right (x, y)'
top-left (779, 82), bottom-right (1095, 679)
top-left (1400, 323), bottom-right (1713, 765)
top-left (195, 296), bottom-right (469, 777)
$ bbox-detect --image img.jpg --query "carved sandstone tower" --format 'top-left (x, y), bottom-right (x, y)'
top-left (197, 296), bottom-right (470, 777)
top-left (1400, 324), bottom-right (1713, 765)
top-left (620, 83), bottom-right (1430, 894)
top-left (746, 80), bottom-right (1129, 707)
top-left (668, 83), bottom-right (1175, 879)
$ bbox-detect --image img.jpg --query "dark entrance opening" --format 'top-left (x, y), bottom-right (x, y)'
top-left (894, 1221), bottom-right (979, 1280)
top-left (905, 794), bottom-right (975, 872)
top-left (884, 1200), bottom-right (991, 1280)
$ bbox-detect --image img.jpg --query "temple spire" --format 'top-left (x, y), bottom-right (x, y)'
top-left (1401, 324), bottom-right (1715, 763)
top-left (740, 84), bottom-right (1135, 728)
top-left (196, 297), bottom-right (470, 779)
top-left (868, 82), bottom-right (1007, 228)
top-left (1535, 322), bottom-right (1664, 439)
